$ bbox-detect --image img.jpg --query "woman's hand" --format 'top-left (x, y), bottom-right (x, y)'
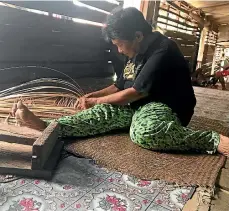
top-left (74, 96), bottom-right (98, 110)
top-left (84, 93), bottom-right (94, 98)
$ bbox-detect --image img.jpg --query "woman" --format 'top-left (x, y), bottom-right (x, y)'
top-left (12, 7), bottom-right (229, 156)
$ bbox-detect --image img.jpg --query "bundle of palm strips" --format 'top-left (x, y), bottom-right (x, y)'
top-left (0, 78), bottom-right (84, 125)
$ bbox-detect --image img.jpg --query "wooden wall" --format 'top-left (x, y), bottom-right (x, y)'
top-left (157, 1), bottom-right (201, 72)
top-left (0, 1), bottom-right (120, 89)
top-left (218, 25), bottom-right (229, 43)
top-left (202, 29), bottom-right (218, 74)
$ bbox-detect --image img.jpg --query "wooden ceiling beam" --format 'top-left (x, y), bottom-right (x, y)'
top-left (187, 1), bottom-right (229, 25)
top-left (165, 0), bottom-right (205, 28)
top-left (201, 6), bottom-right (229, 14)
top-left (215, 18), bottom-right (229, 22)
top-left (199, 2), bottom-right (229, 9)
top-left (186, 1), bottom-right (228, 8)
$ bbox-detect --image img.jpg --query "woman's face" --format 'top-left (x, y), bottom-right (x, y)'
top-left (112, 32), bottom-right (144, 58)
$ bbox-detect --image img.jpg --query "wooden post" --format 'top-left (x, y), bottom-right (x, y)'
top-left (140, 0), bottom-right (148, 19)
top-left (197, 27), bottom-right (208, 67)
top-left (140, 0), bottom-right (160, 25)
top-left (211, 48), bottom-right (217, 75)
top-left (197, 20), bottom-right (219, 70)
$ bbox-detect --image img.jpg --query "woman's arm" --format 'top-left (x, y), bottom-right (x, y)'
top-left (97, 87), bottom-right (147, 105)
top-left (75, 84), bottom-right (122, 109)
top-left (76, 87), bottom-right (147, 110)
top-left (85, 84), bottom-right (120, 98)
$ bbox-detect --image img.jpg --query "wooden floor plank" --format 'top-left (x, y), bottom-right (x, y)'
top-left (0, 141), bottom-right (32, 169)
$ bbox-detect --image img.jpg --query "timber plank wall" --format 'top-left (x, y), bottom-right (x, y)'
top-left (0, 1), bottom-right (124, 90)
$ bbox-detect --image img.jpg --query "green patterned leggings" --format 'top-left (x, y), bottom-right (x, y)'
top-left (48, 102), bottom-right (220, 154)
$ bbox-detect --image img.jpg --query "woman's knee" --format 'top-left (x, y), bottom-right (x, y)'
top-left (129, 123), bottom-right (160, 149)
top-left (129, 119), bottom-right (177, 150)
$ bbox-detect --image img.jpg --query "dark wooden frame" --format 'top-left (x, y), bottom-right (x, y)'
top-left (0, 122), bottom-right (63, 179)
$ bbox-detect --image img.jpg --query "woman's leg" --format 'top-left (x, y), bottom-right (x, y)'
top-left (13, 101), bottom-right (46, 130)
top-left (14, 101), bottom-right (134, 137)
top-left (130, 102), bottom-right (229, 156)
top-left (52, 103), bottom-right (134, 137)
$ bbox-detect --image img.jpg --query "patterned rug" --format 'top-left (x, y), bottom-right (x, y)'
top-left (0, 175), bottom-right (19, 183)
top-left (0, 156), bottom-right (195, 211)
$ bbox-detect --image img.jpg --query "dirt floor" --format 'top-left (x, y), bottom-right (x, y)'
top-left (211, 188), bottom-right (229, 211)
top-left (211, 159), bottom-right (229, 211)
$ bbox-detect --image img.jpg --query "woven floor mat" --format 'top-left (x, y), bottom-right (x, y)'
top-left (188, 115), bottom-right (229, 136)
top-left (65, 133), bottom-right (225, 187)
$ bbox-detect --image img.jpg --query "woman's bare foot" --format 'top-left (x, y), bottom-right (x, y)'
top-left (12, 101), bottom-right (46, 131)
top-left (218, 135), bottom-right (229, 156)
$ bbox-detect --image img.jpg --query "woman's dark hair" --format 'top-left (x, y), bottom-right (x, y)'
top-left (102, 7), bottom-right (152, 42)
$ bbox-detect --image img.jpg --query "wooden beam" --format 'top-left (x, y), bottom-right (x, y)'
top-left (159, 6), bottom-right (199, 27)
top-left (164, 30), bottom-right (197, 41)
top-left (171, 38), bottom-right (197, 46)
top-left (166, 1), bottom-right (188, 14)
top-left (140, 0), bottom-right (148, 20)
top-left (152, 1), bottom-right (160, 25)
top-left (0, 134), bottom-right (35, 145)
top-left (200, 4), bottom-right (229, 13)
top-left (157, 21), bottom-right (198, 32)
top-left (158, 14), bottom-right (197, 29)
top-left (0, 140), bottom-right (63, 179)
top-left (197, 27), bottom-right (208, 64)
top-left (0, 123), bottom-right (41, 140)
top-left (200, 2), bottom-right (229, 9)
top-left (166, 0), bottom-right (205, 28)
top-left (188, 1), bottom-right (229, 8)
top-left (211, 48), bottom-right (217, 74)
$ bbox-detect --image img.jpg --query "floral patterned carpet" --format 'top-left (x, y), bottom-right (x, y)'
top-left (0, 155), bottom-right (195, 211)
